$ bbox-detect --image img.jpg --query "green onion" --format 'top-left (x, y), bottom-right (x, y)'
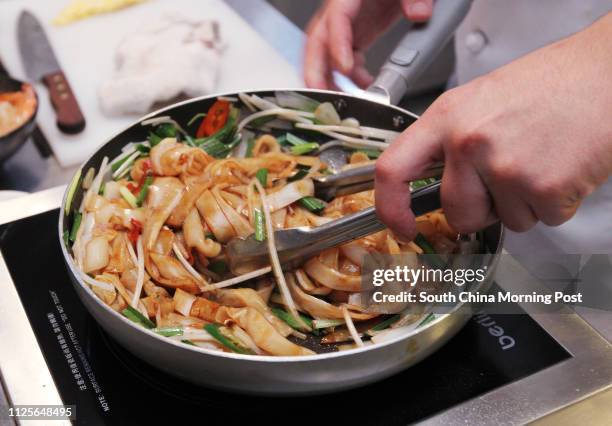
top-left (368, 314), bottom-right (401, 333)
top-left (255, 168), bottom-right (268, 187)
top-left (286, 132), bottom-right (310, 146)
top-left (414, 233), bottom-right (446, 269)
top-left (119, 186), bottom-right (139, 209)
top-left (135, 144), bottom-right (150, 154)
top-left (182, 339), bottom-right (197, 346)
top-left (291, 142), bottom-right (319, 155)
top-left (208, 260), bottom-right (228, 276)
top-left (411, 177), bottom-right (437, 190)
top-left (276, 134), bottom-right (289, 145)
top-left (249, 115), bottom-right (276, 128)
top-left (136, 176), bottom-right (153, 207)
top-left (64, 168), bottom-right (82, 215)
top-left (98, 182), bottom-right (106, 195)
top-left (358, 149), bottom-right (382, 159)
top-left (198, 133), bottom-right (241, 158)
top-left (63, 230), bottom-right (70, 248)
top-left (253, 209), bottom-right (266, 242)
top-left (271, 308), bottom-right (317, 334)
top-left (187, 112), bottom-right (207, 127)
top-left (299, 196), bottom-right (326, 212)
top-left (205, 232), bottom-right (217, 241)
top-left (122, 306), bottom-right (155, 329)
top-left (156, 123), bottom-right (177, 138)
top-left (204, 324), bottom-right (253, 354)
top-left (311, 318), bottom-right (344, 329)
top-left (153, 327), bottom-right (184, 337)
top-left (69, 212), bottom-right (82, 243)
top-left (111, 155), bottom-right (131, 173)
top-left (418, 313), bottom-right (436, 327)
top-left (287, 168), bottom-right (309, 182)
top-left (148, 132), bottom-right (162, 147)
top-left (245, 139), bottom-right (255, 157)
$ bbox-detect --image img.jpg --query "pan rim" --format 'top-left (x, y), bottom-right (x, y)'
top-left (58, 88), bottom-right (502, 363)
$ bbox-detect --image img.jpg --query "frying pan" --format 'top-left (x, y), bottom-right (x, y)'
top-left (0, 75), bottom-right (38, 162)
top-left (59, 0), bottom-right (502, 395)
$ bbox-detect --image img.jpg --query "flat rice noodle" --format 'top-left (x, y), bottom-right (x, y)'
top-left (83, 236), bottom-right (111, 274)
top-left (158, 312), bottom-right (206, 328)
top-left (150, 138), bottom-right (179, 175)
top-left (141, 295), bottom-right (173, 318)
top-left (167, 182), bottom-right (208, 227)
top-left (271, 208), bottom-right (287, 229)
top-left (251, 134), bottom-right (280, 156)
top-left (120, 267), bottom-right (150, 293)
top-left (196, 190), bottom-right (235, 243)
top-left (216, 288), bottom-right (293, 337)
top-left (143, 177), bottom-right (184, 250)
top-left (227, 307), bottom-right (314, 356)
top-left (340, 242), bottom-right (371, 267)
top-left (183, 208), bottom-right (222, 258)
top-left (150, 138), bottom-right (214, 177)
top-left (211, 185), bottom-right (253, 238)
top-left (266, 179), bottom-right (314, 212)
top-left (151, 227), bottom-right (175, 255)
top-left (149, 252), bottom-right (200, 294)
top-left (105, 232), bottom-right (133, 274)
top-left (304, 257), bottom-right (362, 292)
top-left (287, 273), bottom-right (374, 320)
top-left (189, 296), bottom-right (230, 323)
top-left (295, 268), bottom-right (331, 296)
top-left (256, 277), bottom-right (275, 303)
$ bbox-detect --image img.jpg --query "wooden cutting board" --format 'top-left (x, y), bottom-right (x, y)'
top-left (0, 0), bottom-right (303, 167)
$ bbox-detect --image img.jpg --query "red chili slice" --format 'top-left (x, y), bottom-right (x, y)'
top-left (196, 100), bottom-right (230, 138)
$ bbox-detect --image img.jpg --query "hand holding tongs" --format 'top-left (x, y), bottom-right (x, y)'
top-left (227, 163), bottom-right (443, 270)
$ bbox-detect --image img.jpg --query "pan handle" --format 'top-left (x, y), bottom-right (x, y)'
top-left (366, 0), bottom-right (473, 105)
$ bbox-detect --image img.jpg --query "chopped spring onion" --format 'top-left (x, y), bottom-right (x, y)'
top-left (136, 176), bottom-right (153, 206)
top-left (249, 115), bottom-right (277, 128)
top-left (204, 324), bottom-right (253, 354)
top-left (148, 132), bottom-right (162, 147)
top-left (254, 209), bottom-right (266, 242)
top-left (119, 186), bottom-right (139, 209)
top-left (187, 112), bottom-right (207, 127)
top-left (182, 339), bottom-right (197, 346)
top-left (99, 182), bottom-right (106, 195)
top-left (154, 327), bottom-right (184, 337)
top-left (312, 319), bottom-right (344, 329)
top-left (414, 233), bottom-right (446, 269)
top-left (271, 308), bottom-right (316, 333)
top-left (245, 138), bottom-right (255, 157)
top-left (198, 134), bottom-right (241, 158)
top-left (155, 123), bottom-right (178, 138)
top-left (287, 168), bottom-right (309, 182)
top-left (255, 168), bottom-right (268, 187)
top-left (122, 306), bottom-right (155, 329)
top-left (274, 91), bottom-right (320, 112)
top-left (358, 149), bottom-right (382, 159)
top-left (368, 314), bottom-right (401, 334)
top-left (205, 232), bottom-right (216, 241)
top-left (299, 196), bottom-right (326, 212)
top-left (63, 230), bottom-right (70, 247)
top-left (285, 132), bottom-right (310, 146)
top-left (64, 168), bottom-right (81, 215)
top-left (207, 260), bottom-right (228, 276)
top-left (291, 142), bottom-right (319, 155)
top-left (112, 151), bottom-right (140, 179)
top-left (418, 312), bottom-right (436, 327)
top-left (411, 177), bottom-right (437, 190)
top-left (69, 212), bottom-right (82, 243)
top-left (135, 143), bottom-right (150, 154)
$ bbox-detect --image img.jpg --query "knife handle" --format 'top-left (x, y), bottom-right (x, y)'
top-left (43, 71), bottom-right (85, 134)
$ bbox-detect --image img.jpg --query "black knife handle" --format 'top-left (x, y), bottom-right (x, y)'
top-left (411, 181), bottom-right (442, 216)
top-left (43, 70), bottom-right (85, 134)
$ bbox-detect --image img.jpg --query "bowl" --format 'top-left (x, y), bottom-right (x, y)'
top-left (0, 76), bottom-right (38, 162)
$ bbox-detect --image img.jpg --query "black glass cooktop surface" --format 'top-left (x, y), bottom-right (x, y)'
top-left (0, 209), bottom-right (570, 425)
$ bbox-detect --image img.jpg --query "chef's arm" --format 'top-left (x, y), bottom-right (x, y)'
top-left (375, 12), bottom-right (612, 239)
top-left (304, 0), bottom-right (433, 89)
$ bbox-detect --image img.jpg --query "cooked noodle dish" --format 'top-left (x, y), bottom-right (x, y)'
top-left (63, 91), bottom-right (463, 356)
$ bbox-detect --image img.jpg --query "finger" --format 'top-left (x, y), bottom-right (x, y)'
top-left (527, 192), bottom-right (581, 227)
top-left (327, 0), bottom-right (362, 74)
top-left (375, 121), bottom-right (445, 241)
top-left (400, 0), bottom-right (433, 22)
top-left (349, 51), bottom-right (374, 88)
top-left (440, 156), bottom-right (497, 233)
top-left (304, 24), bottom-right (331, 89)
top-left (490, 189), bottom-right (538, 232)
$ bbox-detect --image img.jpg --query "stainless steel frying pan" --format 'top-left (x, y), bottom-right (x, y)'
top-left (58, 0), bottom-right (502, 395)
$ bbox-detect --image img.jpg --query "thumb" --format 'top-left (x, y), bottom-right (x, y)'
top-left (400, 0), bottom-right (433, 23)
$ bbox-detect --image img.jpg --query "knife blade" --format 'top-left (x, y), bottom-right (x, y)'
top-left (17, 10), bottom-right (86, 134)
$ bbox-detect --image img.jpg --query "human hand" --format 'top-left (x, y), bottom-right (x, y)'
top-left (304, 0), bottom-right (433, 89)
top-left (375, 13), bottom-right (612, 239)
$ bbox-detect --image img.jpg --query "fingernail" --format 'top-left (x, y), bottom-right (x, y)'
top-left (341, 49), bottom-right (354, 72)
top-left (408, 1), bottom-right (430, 17)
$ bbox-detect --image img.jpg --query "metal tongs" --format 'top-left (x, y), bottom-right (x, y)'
top-left (226, 163), bottom-right (443, 270)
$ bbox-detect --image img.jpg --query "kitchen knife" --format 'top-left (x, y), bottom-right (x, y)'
top-left (17, 10), bottom-right (86, 134)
